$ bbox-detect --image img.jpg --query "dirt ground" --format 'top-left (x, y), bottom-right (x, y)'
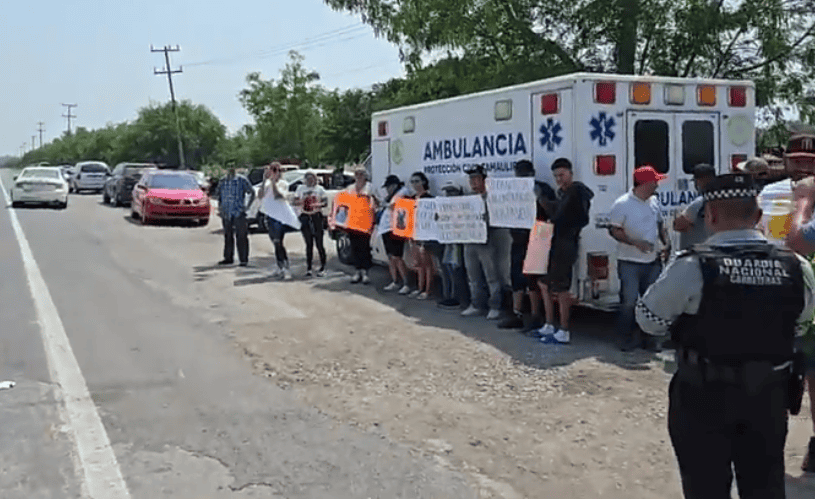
top-left (128, 217), bottom-right (815, 499)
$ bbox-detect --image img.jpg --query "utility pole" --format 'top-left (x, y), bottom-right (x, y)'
top-left (151, 45), bottom-right (186, 169)
top-left (62, 103), bottom-right (77, 135)
top-left (37, 122), bottom-right (45, 148)
top-left (31, 135), bottom-right (36, 151)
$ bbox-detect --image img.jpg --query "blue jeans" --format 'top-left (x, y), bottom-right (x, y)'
top-left (265, 215), bottom-right (290, 268)
top-left (616, 259), bottom-right (663, 339)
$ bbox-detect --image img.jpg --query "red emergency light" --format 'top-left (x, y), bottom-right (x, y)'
top-left (377, 121), bottom-right (388, 137)
top-left (587, 253), bottom-right (609, 280)
top-left (728, 86), bottom-right (747, 107)
top-left (594, 155), bottom-right (616, 176)
top-left (594, 82), bottom-right (616, 104)
top-left (541, 93), bottom-right (559, 114)
top-left (731, 153), bottom-right (747, 172)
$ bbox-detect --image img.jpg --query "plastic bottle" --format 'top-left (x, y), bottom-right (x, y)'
top-left (757, 179), bottom-right (794, 246)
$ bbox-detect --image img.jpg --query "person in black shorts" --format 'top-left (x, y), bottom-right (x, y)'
top-left (536, 158), bottom-right (594, 345)
top-left (379, 175), bottom-right (413, 294)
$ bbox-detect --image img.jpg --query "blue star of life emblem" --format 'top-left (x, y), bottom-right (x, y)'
top-left (590, 112), bottom-right (616, 146)
top-left (539, 118), bottom-right (562, 152)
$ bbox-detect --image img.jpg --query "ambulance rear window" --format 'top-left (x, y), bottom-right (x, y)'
top-left (634, 120), bottom-right (669, 174)
top-left (681, 121), bottom-right (715, 174)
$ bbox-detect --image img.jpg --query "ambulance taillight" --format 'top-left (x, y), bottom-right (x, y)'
top-left (731, 154), bottom-right (747, 172)
top-left (377, 121), bottom-right (388, 137)
top-left (594, 82), bottom-right (616, 104)
top-left (728, 86), bottom-right (747, 107)
top-left (541, 93), bottom-right (559, 114)
top-left (594, 155), bottom-right (616, 175)
top-left (587, 253), bottom-right (609, 280)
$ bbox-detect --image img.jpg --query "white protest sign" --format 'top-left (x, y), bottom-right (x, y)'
top-left (435, 195), bottom-right (488, 243)
top-left (414, 198), bottom-right (438, 241)
top-left (485, 177), bottom-right (536, 229)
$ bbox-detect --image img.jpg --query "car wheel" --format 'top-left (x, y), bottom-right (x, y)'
top-left (131, 208), bottom-right (139, 220)
top-left (60, 200), bottom-right (68, 209)
top-left (199, 218), bottom-right (209, 226)
top-left (336, 231), bottom-right (353, 265)
top-left (103, 190), bottom-right (110, 204)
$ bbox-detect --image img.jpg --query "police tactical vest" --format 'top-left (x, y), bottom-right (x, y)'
top-left (671, 243), bottom-right (804, 365)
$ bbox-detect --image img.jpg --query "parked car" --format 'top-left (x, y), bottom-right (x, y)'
top-left (244, 168), bottom-right (354, 231)
top-left (185, 170), bottom-right (210, 193)
top-left (58, 164), bottom-right (74, 181)
top-left (103, 163), bottom-right (153, 206)
top-left (70, 161), bottom-right (110, 193)
top-left (9, 166), bottom-right (69, 209)
top-left (130, 170), bottom-right (210, 226)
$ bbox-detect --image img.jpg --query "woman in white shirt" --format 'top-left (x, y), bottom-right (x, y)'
top-left (258, 162), bottom-right (300, 280)
top-left (293, 171), bottom-right (328, 277)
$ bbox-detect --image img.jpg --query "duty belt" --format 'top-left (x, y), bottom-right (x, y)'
top-left (676, 346), bottom-right (792, 394)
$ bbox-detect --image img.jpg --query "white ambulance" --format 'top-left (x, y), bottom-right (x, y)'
top-left (362, 72), bottom-right (756, 310)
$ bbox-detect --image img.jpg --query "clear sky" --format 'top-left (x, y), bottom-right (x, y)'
top-left (0, 0), bottom-right (405, 156)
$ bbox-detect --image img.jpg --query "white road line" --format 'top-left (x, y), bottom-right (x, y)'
top-left (0, 176), bottom-right (132, 499)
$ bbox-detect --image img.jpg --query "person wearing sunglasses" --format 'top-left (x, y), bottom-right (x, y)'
top-left (258, 162), bottom-right (300, 280)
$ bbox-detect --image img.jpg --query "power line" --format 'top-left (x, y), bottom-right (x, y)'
top-left (62, 103), bottom-right (77, 135)
top-left (151, 45), bottom-right (186, 169)
top-left (185, 23), bottom-right (369, 68)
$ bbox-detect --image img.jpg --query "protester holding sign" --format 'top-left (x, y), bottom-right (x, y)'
top-left (405, 172), bottom-right (438, 300)
top-left (259, 162), bottom-right (301, 280)
top-left (437, 181), bottom-right (469, 309)
top-left (293, 170), bottom-right (328, 277)
top-left (344, 166), bottom-right (376, 284)
top-left (498, 160), bottom-right (545, 330)
top-left (378, 175), bottom-right (413, 294)
top-left (461, 164), bottom-right (508, 320)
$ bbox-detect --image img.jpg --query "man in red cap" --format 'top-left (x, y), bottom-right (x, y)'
top-left (609, 165), bottom-right (671, 351)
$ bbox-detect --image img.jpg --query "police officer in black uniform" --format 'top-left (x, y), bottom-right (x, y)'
top-left (635, 173), bottom-right (815, 498)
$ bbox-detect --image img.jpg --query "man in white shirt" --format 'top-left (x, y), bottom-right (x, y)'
top-left (608, 165), bottom-right (670, 352)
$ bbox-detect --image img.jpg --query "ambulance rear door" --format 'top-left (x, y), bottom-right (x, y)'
top-left (626, 110), bottom-right (719, 248)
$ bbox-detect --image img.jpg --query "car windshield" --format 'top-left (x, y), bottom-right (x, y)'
top-left (21, 169), bottom-right (61, 180)
top-left (124, 167), bottom-right (145, 177)
top-left (148, 174), bottom-right (200, 190)
top-left (80, 163), bottom-right (108, 173)
top-left (282, 171), bottom-right (303, 183)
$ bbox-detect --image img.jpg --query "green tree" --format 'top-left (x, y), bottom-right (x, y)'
top-left (239, 51), bottom-right (326, 165)
top-left (320, 88), bottom-right (374, 165)
top-left (325, 0), bottom-right (815, 116)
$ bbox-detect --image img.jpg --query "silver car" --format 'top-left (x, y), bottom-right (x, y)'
top-left (70, 161), bottom-right (110, 193)
top-left (9, 167), bottom-right (69, 209)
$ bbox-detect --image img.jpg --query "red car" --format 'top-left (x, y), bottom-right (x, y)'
top-left (131, 170), bottom-right (210, 226)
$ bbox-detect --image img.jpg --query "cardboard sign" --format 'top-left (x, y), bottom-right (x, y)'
top-left (331, 191), bottom-right (374, 234)
top-left (435, 195), bottom-right (488, 244)
top-left (523, 221), bottom-right (554, 275)
top-left (414, 198), bottom-right (438, 241)
top-left (486, 177), bottom-right (536, 229)
top-left (391, 197), bottom-right (416, 239)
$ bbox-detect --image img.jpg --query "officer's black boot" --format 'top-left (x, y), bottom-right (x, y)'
top-left (804, 436), bottom-right (815, 473)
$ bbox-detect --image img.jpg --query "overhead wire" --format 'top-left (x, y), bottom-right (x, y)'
top-left (185, 23), bottom-right (371, 68)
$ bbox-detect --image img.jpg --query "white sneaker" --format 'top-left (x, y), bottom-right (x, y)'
top-left (398, 285), bottom-right (411, 295)
top-left (383, 282), bottom-right (399, 291)
top-left (461, 305), bottom-right (484, 317)
top-left (416, 292), bottom-right (429, 300)
top-left (537, 323), bottom-right (557, 337)
top-left (350, 271), bottom-right (362, 284)
top-left (409, 289), bottom-right (421, 298)
top-left (282, 269), bottom-right (293, 281)
top-left (486, 309), bottom-right (502, 320)
top-left (553, 329), bottom-right (570, 343)
top-left (269, 267), bottom-right (284, 278)
top-left (361, 272), bottom-right (371, 284)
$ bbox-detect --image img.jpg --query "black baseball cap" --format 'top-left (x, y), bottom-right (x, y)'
top-left (464, 164), bottom-right (487, 177)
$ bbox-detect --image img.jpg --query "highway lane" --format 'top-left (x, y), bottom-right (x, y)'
top-left (0, 168), bottom-right (475, 499)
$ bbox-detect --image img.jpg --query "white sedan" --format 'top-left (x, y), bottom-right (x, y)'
top-left (9, 167), bottom-right (69, 209)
